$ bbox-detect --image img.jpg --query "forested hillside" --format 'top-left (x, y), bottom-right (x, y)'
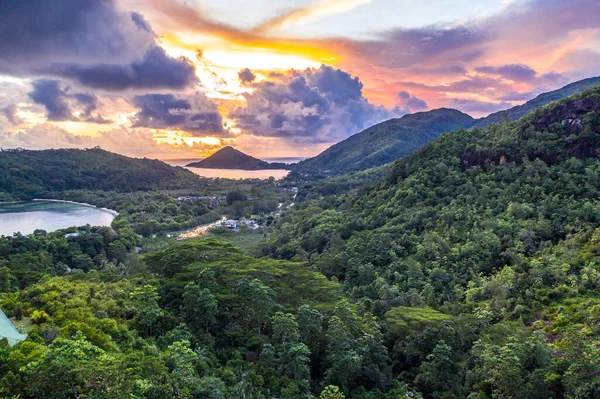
top-left (0, 148), bottom-right (205, 200)
top-left (295, 108), bottom-right (473, 174)
top-left (3, 86), bottom-right (600, 398)
top-left (0, 237), bottom-right (414, 398)
top-left (474, 76), bottom-right (600, 128)
top-left (261, 85), bottom-right (600, 397)
top-left (296, 77), bottom-right (600, 176)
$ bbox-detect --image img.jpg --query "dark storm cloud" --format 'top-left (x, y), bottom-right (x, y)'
top-left (230, 65), bottom-right (403, 143)
top-left (396, 91), bottom-right (429, 112)
top-left (131, 12), bottom-right (155, 34)
top-left (131, 94), bottom-right (228, 135)
top-left (238, 69), bottom-right (257, 84)
top-left (0, 0), bottom-right (196, 91)
top-left (28, 80), bottom-right (110, 123)
top-left (47, 47), bottom-right (197, 91)
top-left (132, 94), bottom-right (191, 127)
top-left (29, 81), bottom-right (75, 122)
top-left (1, 105), bottom-right (23, 126)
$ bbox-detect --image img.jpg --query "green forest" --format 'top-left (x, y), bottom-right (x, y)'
top-left (1, 86), bottom-right (600, 398)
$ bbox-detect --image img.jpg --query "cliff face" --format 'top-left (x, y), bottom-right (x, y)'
top-left (459, 91), bottom-right (600, 170)
top-left (532, 96), bottom-right (600, 133)
top-left (474, 76), bottom-right (600, 129)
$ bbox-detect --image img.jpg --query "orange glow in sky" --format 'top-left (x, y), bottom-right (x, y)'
top-left (1, 0), bottom-right (599, 159)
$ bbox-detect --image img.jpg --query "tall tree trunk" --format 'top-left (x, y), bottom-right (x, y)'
top-left (71, 382), bottom-right (79, 399)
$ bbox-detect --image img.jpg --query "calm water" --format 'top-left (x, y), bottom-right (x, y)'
top-left (0, 201), bottom-right (116, 237)
top-left (165, 159), bottom-right (303, 180)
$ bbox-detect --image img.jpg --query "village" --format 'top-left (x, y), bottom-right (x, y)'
top-left (175, 217), bottom-right (262, 240)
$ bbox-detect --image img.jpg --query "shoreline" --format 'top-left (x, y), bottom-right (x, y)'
top-left (0, 201), bottom-right (21, 205)
top-left (32, 199), bottom-right (120, 216)
top-left (182, 167), bottom-right (290, 180)
top-left (0, 199), bottom-right (121, 216)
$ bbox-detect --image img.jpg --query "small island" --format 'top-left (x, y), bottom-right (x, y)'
top-left (186, 146), bottom-right (293, 170)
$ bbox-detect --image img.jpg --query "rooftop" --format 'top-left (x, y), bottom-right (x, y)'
top-left (0, 308), bottom-right (27, 346)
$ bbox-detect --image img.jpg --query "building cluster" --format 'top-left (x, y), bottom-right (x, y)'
top-left (215, 219), bottom-right (260, 230)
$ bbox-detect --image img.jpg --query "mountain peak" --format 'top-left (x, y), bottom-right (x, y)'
top-left (217, 146), bottom-right (236, 152)
top-left (187, 147), bottom-right (292, 170)
top-left (295, 107), bottom-right (475, 174)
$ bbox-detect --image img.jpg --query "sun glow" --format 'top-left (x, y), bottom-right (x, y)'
top-left (161, 33), bottom-right (335, 71)
top-left (160, 35), bottom-right (325, 100)
top-left (152, 130), bottom-right (223, 147)
top-left (203, 49), bottom-right (322, 71)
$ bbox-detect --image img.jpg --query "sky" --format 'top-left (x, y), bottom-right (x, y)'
top-left (0, 0), bottom-right (598, 159)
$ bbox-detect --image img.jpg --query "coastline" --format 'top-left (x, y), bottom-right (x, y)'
top-left (0, 201), bottom-right (21, 205)
top-left (31, 199), bottom-right (120, 216)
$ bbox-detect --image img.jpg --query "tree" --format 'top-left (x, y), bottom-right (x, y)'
top-left (181, 282), bottom-right (218, 332)
top-left (561, 328), bottom-right (600, 398)
top-left (0, 266), bottom-right (15, 293)
top-left (279, 342), bottom-right (311, 382)
top-left (22, 331), bottom-right (119, 399)
top-left (320, 385), bottom-right (345, 399)
top-left (107, 241), bottom-right (127, 263)
top-left (164, 340), bottom-right (201, 398)
top-left (415, 341), bottom-right (456, 397)
top-left (130, 284), bottom-right (164, 337)
top-left (235, 278), bottom-right (276, 335)
top-left (271, 312), bottom-right (299, 344)
top-left (470, 333), bottom-right (550, 398)
top-left (195, 376), bottom-right (226, 399)
top-left (31, 310), bottom-right (49, 325)
top-left (324, 315), bottom-right (362, 390)
top-left (297, 304), bottom-right (323, 344)
top-left (226, 190), bottom-right (247, 206)
top-left (232, 201), bottom-right (246, 218)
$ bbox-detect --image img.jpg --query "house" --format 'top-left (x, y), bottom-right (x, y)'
top-left (0, 308), bottom-right (27, 346)
top-left (223, 220), bottom-right (238, 229)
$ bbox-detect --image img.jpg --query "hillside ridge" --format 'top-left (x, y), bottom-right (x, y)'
top-left (295, 76), bottom-right (600, 175)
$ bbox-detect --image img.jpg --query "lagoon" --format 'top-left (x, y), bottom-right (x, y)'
top-left (0, 201), bottom-right (116, 237)
top-left (165, 158), bottom-right (305, 180)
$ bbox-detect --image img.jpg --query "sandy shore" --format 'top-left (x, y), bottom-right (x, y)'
top-left (31, 199), bottom-right (120, 216)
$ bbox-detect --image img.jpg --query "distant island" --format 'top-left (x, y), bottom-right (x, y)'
top-left (186, 146), bottom-right (294, 170)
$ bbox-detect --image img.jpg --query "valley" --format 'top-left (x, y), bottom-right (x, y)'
top-left (1, 83), bottom-right (600, 399)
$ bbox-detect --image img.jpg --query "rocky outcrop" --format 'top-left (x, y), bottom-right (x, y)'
top-left (461, 95), bottom-right (600, 169)
top-left (532, 97), bottom-right (600, 132)
top-left (460, 151), bottom-right (521, 169)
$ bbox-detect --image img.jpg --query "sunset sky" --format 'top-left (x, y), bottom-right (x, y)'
top-left (0, 0), bottom-right (599, 159)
